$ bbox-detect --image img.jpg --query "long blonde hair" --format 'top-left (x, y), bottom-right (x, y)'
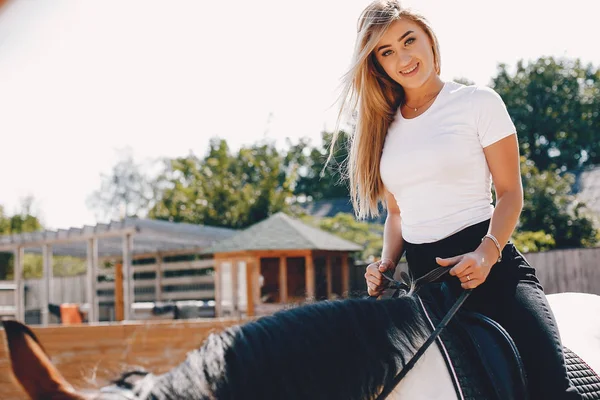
top-left (329, 0), bottom-right (441, 219)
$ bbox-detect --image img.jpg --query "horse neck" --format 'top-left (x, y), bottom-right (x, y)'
top-left (387, 340), bottom-right (459, 400)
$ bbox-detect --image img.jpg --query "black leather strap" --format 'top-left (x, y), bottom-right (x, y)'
top-left (372, 267), bottom-right (472, 399)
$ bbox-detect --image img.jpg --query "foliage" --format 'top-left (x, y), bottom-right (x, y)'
top-left (519, 157), bottom-right (598, 248)
top-left (511, 230), bottom-right (555, 253)
top-left (300, 213), bottom-right (382, 261)
top-left (286, 131), bottom-right (351, 202)
top-left (149, 138), bottom-right (296, 229)
top-left (0, 200), bottom-right (44, 280)
top-left (492, 57), bottom-right (600, 171)
top-left (19, 254), bottom-right (87, 279)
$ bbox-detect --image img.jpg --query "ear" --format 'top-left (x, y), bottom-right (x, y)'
top-left (2, 320), bottom-right (83, 399)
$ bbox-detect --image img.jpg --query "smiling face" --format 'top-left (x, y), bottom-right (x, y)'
top-left (373, 18), bottom-right (439, 91)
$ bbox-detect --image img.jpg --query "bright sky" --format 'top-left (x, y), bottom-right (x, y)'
top-left (0, 0), bottom-right (598, 230)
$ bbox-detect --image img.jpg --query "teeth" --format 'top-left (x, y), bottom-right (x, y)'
top-left (401, 64), bottom-right (418, 74)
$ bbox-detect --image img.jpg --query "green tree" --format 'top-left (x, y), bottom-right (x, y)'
top-left (518, 157), bottom-right (597, 248)
top-left (492, 57), bottom-right (600, 171)
top-left (301, 213), bottom-right (382, 262)
top-left (287, 131), bottom-right (351, 202)
top-left (149, 138), bottom-right (296, 229)
top-left (0, 199), bottom-right (44, 280)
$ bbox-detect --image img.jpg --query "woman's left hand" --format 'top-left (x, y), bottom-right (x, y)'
top-left (435, 251), bottom-right (494, 289)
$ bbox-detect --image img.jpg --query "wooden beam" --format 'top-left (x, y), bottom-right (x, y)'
top-left (41, 244), bottom-right (53, 326)
top-left (305, 252), bottom-right (315, 301)
top-left (14, 246), bottom-right (25, 322)
top-left (122, 234), bottom-right (133, 320)
top-left (341, 253), bottom-right (350, 298)
top-left (325, 254), bottom-right (332, 299)
top-left (246, 260), bottom-right (255, 317)
top-left (114, 263), bottom-right (124, 321)
top-left (214, 260), bottom-right (222, 317)
top-left (0, 227), bottom-right (137, 252)
top-left (86, 239), bottom-right (98, 323)
top-left (278, 256), bottom-right (288, 303)
top-left (232, 260), bottom-right (239, 316)
top-left (215, 249), bottom-right (312, 259)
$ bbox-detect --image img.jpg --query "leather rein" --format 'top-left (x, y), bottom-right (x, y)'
top-left (371, 267), bottom-right (472, 400)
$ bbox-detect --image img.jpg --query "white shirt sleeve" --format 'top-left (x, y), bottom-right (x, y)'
top-left (473, 86), bottom-right (517, 148)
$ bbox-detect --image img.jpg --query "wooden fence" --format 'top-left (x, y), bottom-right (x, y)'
top-left (350, 246), bottom-right (600, 296)
top-left (0, 258), bottom-right (216, 323)
top-left (0, 318), bottom-right (247, 399)
top-left (1, 246), bottom-right (599, 323)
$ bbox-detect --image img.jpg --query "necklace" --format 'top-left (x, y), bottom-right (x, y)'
top-left (403, 86), bottom-right (444, 112)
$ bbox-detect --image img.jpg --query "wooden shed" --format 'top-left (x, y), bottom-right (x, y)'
top-left (204, 212), bottom-right (362, 317)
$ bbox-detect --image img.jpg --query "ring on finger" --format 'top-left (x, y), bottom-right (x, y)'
top-left (466, 275), bottom-right (471, 282)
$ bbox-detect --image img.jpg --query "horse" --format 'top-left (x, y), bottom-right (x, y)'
top-left (3, 287), bottom-right (600, 399)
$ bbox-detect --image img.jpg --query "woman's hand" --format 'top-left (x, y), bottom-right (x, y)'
top-left (435, 250), bottom-right (495, 289)
top-left (364, 258), bottom-right (396, 297)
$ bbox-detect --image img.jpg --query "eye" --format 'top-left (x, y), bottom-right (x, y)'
top-left (382, 50), bottom-right (393, 57)
top-left (404, 37), bottom-right (415, 46)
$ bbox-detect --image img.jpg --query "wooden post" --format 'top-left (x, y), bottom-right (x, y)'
top-left (214, 258), bottom-right (221, 317)
top-left (341, 253), bottom-right (350, 298)
top-left (278, 256), bottom-right (288, 303)
top-left (122, 234), bottom-right (133, 320)
top-left (14, 246), bottom-right (25, 322)
top-left (246, 259), bottom-right (255, 317)
top-left (253, 259), bottom-right (260, 306)
top-left (305, 251), bottom-right (315, 301)
top-left (232, 258), bottom-right (239, 316)
top-left (155, 253), bottom-right (163, 302)
top-left (114, 262), bottom-right (124, 321)
top-left (86, 238), bottom-right (98, 323)
top-left (325, 254), bottom-right (333, 299)
top-left (41, 244), bottom-right (53, 325)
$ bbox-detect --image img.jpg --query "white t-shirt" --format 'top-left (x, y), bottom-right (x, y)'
top-left (380, 81), bottom-right (516, 243)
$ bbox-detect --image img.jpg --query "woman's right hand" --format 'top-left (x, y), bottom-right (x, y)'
top-left (364, 258), bottom-right (396, 297)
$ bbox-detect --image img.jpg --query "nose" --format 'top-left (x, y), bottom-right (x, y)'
top-left (396, 53), bottom-right (412, 72)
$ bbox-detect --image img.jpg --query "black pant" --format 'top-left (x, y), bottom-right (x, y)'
top-left (404, 219), bottom-right (581, 400)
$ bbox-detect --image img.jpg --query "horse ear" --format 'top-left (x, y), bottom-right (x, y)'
top-left (2, 320), bottom-right (83, 400)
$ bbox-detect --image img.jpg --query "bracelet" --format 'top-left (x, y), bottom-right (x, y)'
top-left (482, 233), bottom-right (502, 263)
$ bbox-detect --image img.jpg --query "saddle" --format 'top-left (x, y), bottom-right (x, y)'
top-left (415, 283), bottom-right (600, 400)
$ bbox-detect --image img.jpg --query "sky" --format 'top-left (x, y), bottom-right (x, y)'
top-left (0, 0), bottom-right (598, 230)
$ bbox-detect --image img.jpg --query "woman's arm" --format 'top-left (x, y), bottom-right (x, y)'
top-left (381, 189), bottom-right (404, 264)
top-left (477, 133), bottom-right (523, 263)
top-left (365, 189), bottom-right (404, 296)
top-left (436, 133), bottom-right (523, 288)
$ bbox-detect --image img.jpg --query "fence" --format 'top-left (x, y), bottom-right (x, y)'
top-left (1, 247), bottom-right (599, 324)
top-left (0, 318), bottom-right (247, 399)
top-left (350, 246), bottom-right (600, 296)
top-left (0, 257), bottom-right (216, 323)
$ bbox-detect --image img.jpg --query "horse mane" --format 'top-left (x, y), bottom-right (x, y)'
top-left (137, 296), bottom-right (428, 400)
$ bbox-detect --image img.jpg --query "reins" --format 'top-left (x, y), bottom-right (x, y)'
top-left (371, 267), bottom-right (473, 400)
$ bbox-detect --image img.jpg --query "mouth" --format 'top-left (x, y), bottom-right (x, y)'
top-left (400, 62), bottom-right (419, 77)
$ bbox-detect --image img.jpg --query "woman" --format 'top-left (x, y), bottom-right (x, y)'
top-left (330, 1), bottom-right (581, 399)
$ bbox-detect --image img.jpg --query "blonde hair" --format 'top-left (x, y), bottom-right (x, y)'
top-left (329, 0), bottom-right (441, 219)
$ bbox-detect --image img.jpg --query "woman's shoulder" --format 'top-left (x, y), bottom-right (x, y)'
top-left (451, 82), bottom-right (505, 103)
top-left (445, 81), bottom-right (500, 98)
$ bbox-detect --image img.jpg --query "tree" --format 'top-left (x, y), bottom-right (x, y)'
top-left (87, 148), bottom-right (157, 221)
top-left (0, 199), bottom-right (44, 279)
top-left (492, 57), bottom-right (600, 171)
top-left (518, 157), bottom-right (598, 249)
top-left (149, 138), bottom-right (296, 229)
top-left (301, 213), bottom-right (382, 262)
